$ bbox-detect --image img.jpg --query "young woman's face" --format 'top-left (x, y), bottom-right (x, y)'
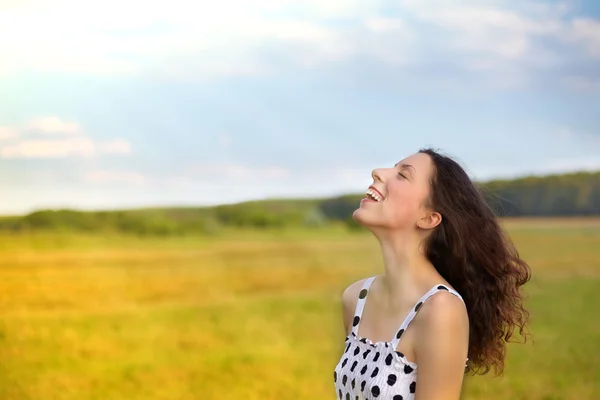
top-left (353, 152), bottom-right (435, 231)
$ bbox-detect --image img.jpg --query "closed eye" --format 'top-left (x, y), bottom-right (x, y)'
top-left (398, 172), bottom-right (407, 179)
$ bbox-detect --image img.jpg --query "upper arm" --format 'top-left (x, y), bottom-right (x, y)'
top-left (413, 293), bottom-right (470, 400)
top-left (341, 278), bottom-right (368, 335)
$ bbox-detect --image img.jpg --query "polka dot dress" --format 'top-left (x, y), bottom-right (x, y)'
top-left (333, 276), bottom-right (465, 400)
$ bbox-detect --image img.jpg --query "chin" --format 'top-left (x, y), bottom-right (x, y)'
top-left (352, 208), bottom-right (371, 227)
top-left (353, 208), bottom-right (399, 233)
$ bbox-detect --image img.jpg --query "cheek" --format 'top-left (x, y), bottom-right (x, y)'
top-left (384, 188), bottom-right (421, 221)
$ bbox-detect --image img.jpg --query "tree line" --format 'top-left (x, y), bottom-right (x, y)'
top-left (1, 170), bottom-right (598, 236)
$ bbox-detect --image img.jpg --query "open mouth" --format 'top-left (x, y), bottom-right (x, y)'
top-left (364, 188), bottom-right (383, 202)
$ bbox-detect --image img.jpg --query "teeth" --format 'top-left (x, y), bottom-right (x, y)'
top-left (365, 189), bottom-right (383, 202)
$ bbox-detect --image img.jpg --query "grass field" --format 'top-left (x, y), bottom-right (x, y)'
top-left (1, 218), bottom-right (599, 400)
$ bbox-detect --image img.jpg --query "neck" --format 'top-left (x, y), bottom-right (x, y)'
top-left (375, 230), bottom-right (437, 301)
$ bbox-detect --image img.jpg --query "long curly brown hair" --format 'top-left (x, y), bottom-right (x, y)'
top-left (419, 148), bottom-right (531, 376)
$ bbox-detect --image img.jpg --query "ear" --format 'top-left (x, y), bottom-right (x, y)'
top-left (418, 211), bottom-right (442, 230)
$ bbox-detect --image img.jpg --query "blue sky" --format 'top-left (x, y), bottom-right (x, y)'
top-left (1, 0), bottom-right (599, 214)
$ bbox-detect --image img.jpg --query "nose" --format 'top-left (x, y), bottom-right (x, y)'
top-left (371, 168), bottom-right (383, 182)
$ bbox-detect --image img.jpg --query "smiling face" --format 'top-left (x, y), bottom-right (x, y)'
top-left (353, 152), bottom-right (441, 233)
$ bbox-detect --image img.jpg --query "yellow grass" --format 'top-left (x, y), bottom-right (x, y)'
top-left (0, 218), bottom-right (599, 399)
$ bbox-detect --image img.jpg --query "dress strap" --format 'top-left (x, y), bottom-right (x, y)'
top-left (390, 284), bottom-right (464, 348)
top-left (350, 276), bottom-right (377, 335)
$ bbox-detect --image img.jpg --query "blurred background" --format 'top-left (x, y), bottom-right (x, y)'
top-left (1, 0), bottom-right (599, 399)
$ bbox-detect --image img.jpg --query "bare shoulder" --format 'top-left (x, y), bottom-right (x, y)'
top-left (416, 289), bottom-right (469, 332)
top-left (340, 277), bottom-right (372, 335)
top-left (411, 291), bottom-right (469, 398)
top-left (341, 277), bottom-right (370, 306)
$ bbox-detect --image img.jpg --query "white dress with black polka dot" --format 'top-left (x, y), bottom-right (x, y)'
top-left (333, 276), bottom-right (465, 400)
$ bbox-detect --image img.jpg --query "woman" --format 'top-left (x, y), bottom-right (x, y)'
top-left (333, 148), bottom-right (531, 400)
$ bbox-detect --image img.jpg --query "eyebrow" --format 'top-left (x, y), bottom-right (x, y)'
top-left (394, 163), bottom-right (416, 174)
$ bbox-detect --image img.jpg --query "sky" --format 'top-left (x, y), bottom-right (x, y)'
top-left (1, 0), bottom-right (599, 215)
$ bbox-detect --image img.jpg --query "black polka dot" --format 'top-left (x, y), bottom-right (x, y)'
top-left (344, 343), bottom-right (351, 353)
top-left (360, 365), bottom-right (368, 375)
top-left (345, 393), bottom-right (350, 400)
top-left (338, 389), bottom-right (342, 399)
top-left (396, 329), bottom-right (405, 339)
top-left (437, 285), bottom-right (449, 291)
top-left (358, 289), bottom-right (368, 299)
top-left (353, 316), bottom-right (360, 326)
top-left (373, 352), bottom-right (380, 362)
top-left (362, 349), bottom-right (371, 359)
top-left (360, 337), bottom-right (367, 344)
top-left (410, 381), bottom-right (416, 393)
top-left (341, 358), bottom-right (348, 368)
top-left (355, 396), bottom-right (359, 400)
top-left (370, 367), bottom-right (379, 378)
top-left (404, 364), bottom-right (414, 374)
top-left (393, 396), bottom-right (403, 400)
top-left (351, 378), bottom-right (356, 389)
top-left (387, 374), bottom-right (397, 386)
top-left (342, 375), bottom-right (347, 385)
top-left (351, 332), bottom-right (356, 336)
top-left (361, 381), bottom-right (366, 391)
top-left (334, 371), bottom-right (337, 382)
top-left (350, 360), bottom-right (358, 372)
top-left (385, 353), bottom-right (393, 365)
top-left (415, 302), bottom-right (423, 312)
top-left (395, 351), bottom-right (404, 358)
top-left (372, 385), bottom-right (380, 397)
top-left (353, 347), bottom-right (360, 356)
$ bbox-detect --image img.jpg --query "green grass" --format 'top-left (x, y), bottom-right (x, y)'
top-left (0, 219), bottom-right (599, 399)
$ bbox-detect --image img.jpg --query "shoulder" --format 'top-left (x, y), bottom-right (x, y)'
top-left (416, 289), bottom-right (469, 334)
top-left (340, 277), bottom-right (373, 333)
top-left (341, 277), bottom-right (371, 305)
top-left (411, 290), bottom-right (469, 397)
top-left (412, 289), bottom-right (469, 365)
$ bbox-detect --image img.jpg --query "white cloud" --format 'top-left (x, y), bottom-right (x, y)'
top-left (0, 126), bottom-right (18, 140)
top-left (0, 0), bottom-right (349, 78)
top-left (1, 137), bottom-right (95, 158)
top-left (0, 137), bottom-right (131, 159)
top-left (84, 170), bottom-right (147, 185)
top-left (570, 18), bottom-right (600, 58)
top-left (0, 116), bottom-right (131, 159)
top-left (25, 116), bottom-right (82, 135)
top-left (364, 17), bottom-right (406, 32)
top-left (98, 139), bottom-right (131, 155)
top-left (401, 1), bottom-right (563, 59)
top-left (0, 0), bottom-right (597, 88)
